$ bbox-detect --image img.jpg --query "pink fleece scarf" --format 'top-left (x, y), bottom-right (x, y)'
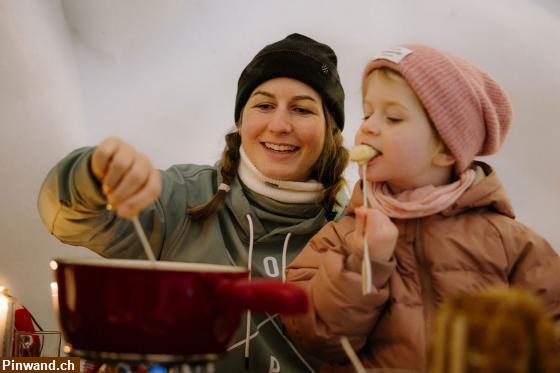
top-left (366, 169), bottom-right (476, 219)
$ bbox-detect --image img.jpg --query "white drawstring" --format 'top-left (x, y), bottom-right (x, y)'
top-left (244, 214), bottom-right (254, 369)
top-left (243, 214), bottom-right (293, 368)
top-left (281, 233), bottom-right (292, 283)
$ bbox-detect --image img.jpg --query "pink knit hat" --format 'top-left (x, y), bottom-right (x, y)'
top-left (362, 44), bottom-right (513, 172)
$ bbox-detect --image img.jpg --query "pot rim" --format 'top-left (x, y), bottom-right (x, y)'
top-left (50, 257), bottom-right (247, 273)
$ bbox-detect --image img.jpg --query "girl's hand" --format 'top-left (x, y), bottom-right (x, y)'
top-left (352, 207), bottom-right (398, 262)
top-left (90, 137), bottom-right (162, 219)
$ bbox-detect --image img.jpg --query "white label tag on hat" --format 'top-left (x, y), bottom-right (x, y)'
top-left (373, 46), bottom-right (413, 64)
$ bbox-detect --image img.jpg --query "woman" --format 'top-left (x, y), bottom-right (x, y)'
top-left (38, 33), bottom-right (348, 372)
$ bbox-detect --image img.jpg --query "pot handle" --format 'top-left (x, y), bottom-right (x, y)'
top-left (221, 279), bottom-right (308, 314)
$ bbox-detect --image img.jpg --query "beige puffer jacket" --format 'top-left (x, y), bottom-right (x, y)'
top-left (282, 163), bottom-right (560, 371)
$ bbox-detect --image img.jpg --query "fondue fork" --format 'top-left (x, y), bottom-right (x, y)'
top-left (132, 216), bottom-right (157, 262)
top-left (349, 145), bottom-right (378, 295)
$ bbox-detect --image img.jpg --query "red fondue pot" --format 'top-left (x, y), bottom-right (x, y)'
top-left (51, 258), bottom-right (308, 362)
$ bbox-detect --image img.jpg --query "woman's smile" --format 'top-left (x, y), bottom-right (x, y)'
top-left (262, 141), bottom-right (300, 153)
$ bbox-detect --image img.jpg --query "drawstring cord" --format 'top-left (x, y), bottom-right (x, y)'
top-left (244, 214), bottom-right (254, 369)
top-left (243, 214), bottom-right (292, 369)
top-left (281, 233), bottom-right (292, 283)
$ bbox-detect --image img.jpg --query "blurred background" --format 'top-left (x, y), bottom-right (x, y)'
top-left (1, 0), bottom-right (559, 332)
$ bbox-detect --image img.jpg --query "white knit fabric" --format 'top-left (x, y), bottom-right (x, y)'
top-left (238, 147), bottom-right (324, 203)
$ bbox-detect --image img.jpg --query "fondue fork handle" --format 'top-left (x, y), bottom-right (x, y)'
top-left (361, 162), bottom-right (373, 295)
top-left (132, 216), bottom-right (156, 262)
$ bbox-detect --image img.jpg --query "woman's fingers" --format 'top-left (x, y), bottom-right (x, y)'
top-left (101, 142), bottom-right (138, 193)
top-left (91, 137), bottom-right (161, 218)
top-left (91, 137), bottom-right (122, 182)
top-left (115, 169), bottom-right (162, 219)
top-left (107, 153), bottom-right (151, 206)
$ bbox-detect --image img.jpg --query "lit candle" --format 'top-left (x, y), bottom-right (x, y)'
top-left (0, 287), bottom-right (9, 356)
top-left (50, 282), bottom-right (59, 315)
top-left (50, 262), bottom-right (60, 317)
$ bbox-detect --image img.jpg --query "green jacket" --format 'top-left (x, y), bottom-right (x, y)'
top-left (38, 147), bottom-right (347, 372)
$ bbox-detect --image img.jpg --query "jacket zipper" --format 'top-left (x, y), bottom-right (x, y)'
top-left (409, 219), bottom-right (435, 355)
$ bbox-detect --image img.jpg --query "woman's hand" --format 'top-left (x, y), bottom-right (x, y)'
top-left (352, 207), bottom-right (398, 262)
top-left (90, 137), bottom-right (162, 219)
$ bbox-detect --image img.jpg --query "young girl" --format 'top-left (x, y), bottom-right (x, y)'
top-left (282, 44), bottom-right (560, 371)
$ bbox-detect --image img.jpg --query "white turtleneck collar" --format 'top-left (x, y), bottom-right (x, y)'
top-left (237, 146), bottom-right (325, 204)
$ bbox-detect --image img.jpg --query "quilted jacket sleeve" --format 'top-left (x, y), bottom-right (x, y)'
top-left (497, 216), bottom-right (560, 318)
top-left (37, 146), bottom-right (202, 260)
top-left (281, 215), bottom-right (396, 364)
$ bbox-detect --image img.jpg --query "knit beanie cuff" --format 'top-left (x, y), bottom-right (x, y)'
top-left (235, 33), bottom-right (345, 130)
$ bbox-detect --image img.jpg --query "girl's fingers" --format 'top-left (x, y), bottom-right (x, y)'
top-left (107, 154), bottom-right (151, 206)
top-left (366, 210), bottom-right (396, 244)
top-left (352, 207), bottom-right (367, 251)
top-left (115, 169), bottom-right (162, 219)
top-left (91, 137), bottom-right (122, 181)
top-left (365, 210), bottom-right (387, 232)
top-left (365, 209), bottom-right (398, 260)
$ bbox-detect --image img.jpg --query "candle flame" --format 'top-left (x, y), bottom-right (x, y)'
top-left (0, 290), bottom-right (8, 320)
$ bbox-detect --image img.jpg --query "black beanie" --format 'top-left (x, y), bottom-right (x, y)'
top-left (235, 33), bottom-right (345, 130)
